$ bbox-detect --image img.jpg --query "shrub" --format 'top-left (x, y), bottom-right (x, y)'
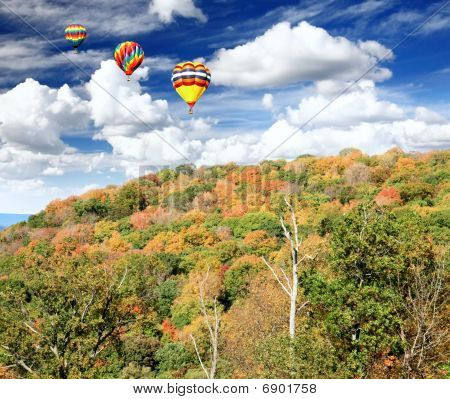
top-left (339, 148), bottom-right (361, 157)
top-left (370, 165), bottom-right (391, 184)
top-left (156, 279), bottom-right (180, 318)
top-left (215, 226), bottom-right (232, 240)
top-left (426, 209), bottom-right (450, 244)
top-left (130, 211), bottom-right (152, 230)
top-left (182, 225), bottom-right (217, 248)
top-left (155, 253), bottom-right (183, 274)
top-left (396, 157), bottom-right (416, 170)
top-left (203, 212), bottom-right (223, 230)
top-left (398, 182), bottom-right (434, 204)
top-left (94, 220), bottom-right (119, 242)
top-left (120, 363), bottom-right (154, 379)
top-left (122, 336), bottom-right (160, 369)
top-left (74, 198), bottom-right (109, 218)
top-left (222, 211), bottom-right (282, 238)
top-left (167, 219), bottom-right (194, 233)
top-left (106, 231), bottom-right (131, 252)
top-left (192, 191), bottom-right (218, 212)
top-left (110, 182), bottom-right (145, 218)
top-left (423, 170), bottom-right (450, 185)
top-left (317, 214), bottom-right (340, 237)
top-left (158, 168), bottom-right (177, 182)
top-left (163, 191), bottom-right (192, 212)
top-left (278, 169), bottom-right (309, 186)
top-left (345, 163), bottom-right (370, 185)
top-left (28, 211), bottom-right (47, 228)
top-left (375, 187), bottom-right (403, 207)
top-left (155, 343), bottom-right (193, 373)
top-left (214, 240), bottom-right (243, 263)
top-left (175, 164), bottom-right (195, 176)
top-left (117, 218), bottom-right (133, 235)
top-left (243, 230), bottom-right (278, 256)
top-left (163, 184), bottom-right (214, 212)
top-left (123, 224), bottom-right (166, 249)
top-left (171, 300), bottom-right (199, 329)
top-left (427, 209), bottom-right (450, 229)
top-left (338, 186), bottom-right (356, 205)
top-left (224, 255), bottom-right (262, 303)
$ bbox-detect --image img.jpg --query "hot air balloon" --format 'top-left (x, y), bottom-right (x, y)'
top-left (171, 62), bottom-right (211, 114)
top-left (65, 24), bottom-right (87, 53)
top-left (114, 41), bottom-right (144, 81)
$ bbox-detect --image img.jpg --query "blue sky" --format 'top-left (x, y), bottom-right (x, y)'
top-left (0, 0), bottom-right (450, 214)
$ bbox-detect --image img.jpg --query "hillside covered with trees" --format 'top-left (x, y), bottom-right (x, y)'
top-left (0, 148), bottom-right (448, 379)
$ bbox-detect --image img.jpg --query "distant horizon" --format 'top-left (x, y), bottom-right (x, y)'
top-left (0, 213), bottom-right (30, 229)
top-left (0, 146), bottom-right (448, 215)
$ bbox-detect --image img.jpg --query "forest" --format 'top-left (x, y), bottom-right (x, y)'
top-left (0, 147), bottom-right (448, 379)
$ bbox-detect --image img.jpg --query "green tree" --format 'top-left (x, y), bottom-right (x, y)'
top-left (74, 198), bottom-right (109, 219)
top-left (222, 211), bottom-right (283, 238)
top-left (155, 343), bottom-right (193, 374)
top-left (303, 205), bottom-right (438, 377)
top-left (0, 252), bottom-right (164, 378)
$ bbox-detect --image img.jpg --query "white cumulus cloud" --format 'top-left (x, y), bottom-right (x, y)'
top-left (86, 60), bottom-right (172, 137)
top-left (285, 80), bottom-right (404, 129)
top-left (0, 79), bottom-right (90, 153)
top-left (414, 106), bottom-right (447, 124)
top-left (209, 21), bottom-right (393, 88)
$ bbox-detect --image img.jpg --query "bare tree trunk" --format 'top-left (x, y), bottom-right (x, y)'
top-left (190, 267), bottom-right (221, 379)
top-left (263, 197), bottom-right (312, 340)
top-left (289, 283), bottom-right (297, 339)
top-left (401, 258), bottom-right (448, 377)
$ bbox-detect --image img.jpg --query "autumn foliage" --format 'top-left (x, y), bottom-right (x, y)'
top-left (0, 148), bottom-right (448, 379)
top-left (375, 187), bottom-right (403, 207)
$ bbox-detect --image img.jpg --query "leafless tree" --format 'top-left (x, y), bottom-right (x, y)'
top-left (262, 197), bottom-right (313, 339)
top-left (190, 267), bottom-right (221, 379)
top-left (401, 258), bottom-right (449, 377)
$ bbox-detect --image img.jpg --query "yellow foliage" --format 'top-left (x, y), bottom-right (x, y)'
top-left (79, 188), bottom-right (109, 202)
top-left (243, 231), bottom-right (278, 254)
top-left (396, 157), bottom-right (416, 170)
top-left (286, 156), bottom-right (316, 174)
top-left (221, 272), bottom-right (289, 378)
top-left (105, 231), bottom-right (131, 253)
top-left (52, 224), bottom-right (94, 245)
top-left (94, 220), bottom-right (119, 242)
top-left (182, 210), bottom-right (207, 224)
top-left (313, 155), bottom-right (355, 178)
top-left (183, 225), bottom-right (217, 248)
top-left (173, 261), bottom-right (222, 317)
top-left (144, 231), bottom-right (178, 253)
top-left (295, 206), bottom-right (315, 225)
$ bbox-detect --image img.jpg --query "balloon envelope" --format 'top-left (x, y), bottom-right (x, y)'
top-left (171, 62), bottom-right (211, 112)
top-left (65, 24), bottom-right (87, 49)
top-left (114, 41), bottom-right (144, 77)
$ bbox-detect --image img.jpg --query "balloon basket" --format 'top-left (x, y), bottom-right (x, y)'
top-left (188, 108), bottom-right (193, 115)
top-left (73, 49), bottom-right (79, 54)
top-left (127, 77), bottom-right (131, 82)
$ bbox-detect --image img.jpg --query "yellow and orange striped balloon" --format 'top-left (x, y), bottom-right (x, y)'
top-left (171, 62), bottom-right (211, 113)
